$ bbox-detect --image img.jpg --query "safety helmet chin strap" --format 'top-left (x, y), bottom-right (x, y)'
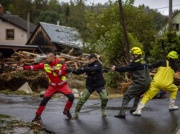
top-left (133, 54), bottom-right (141, 59)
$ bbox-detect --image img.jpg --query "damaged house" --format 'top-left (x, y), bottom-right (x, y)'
top-left (0, 4), bottom-right (42, 58)
top-left (26, 22), bottom-right (83, 55)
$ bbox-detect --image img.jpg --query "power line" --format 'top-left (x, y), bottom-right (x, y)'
top-left (156, 4), bottom-right (180, 9)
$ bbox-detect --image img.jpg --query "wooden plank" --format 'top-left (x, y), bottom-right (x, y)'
top-left (68, 48), bottom-right (74, 55)
top-left (21, 51), bottom-right (39, 56)
top-left (60, 53), bottom-right (78, 60)
top-left (74, 62), bottom-right (79, 69)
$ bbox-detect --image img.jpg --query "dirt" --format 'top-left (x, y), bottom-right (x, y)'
top-left (0, 71), bottom-right (48, 91)
top-left (0, 71), bottom-right (125, 96)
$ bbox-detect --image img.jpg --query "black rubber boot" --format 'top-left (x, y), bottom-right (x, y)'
top-left (114, 111), bottom-right (126, 118)
top-left (63, 108), bottom-right (72, 119)
top-left (32, 114), bottom-right (41, 123)
top-left (130, 97), bottom-right (140, 114)
top-left (115, 98), bottom-right (129, 118)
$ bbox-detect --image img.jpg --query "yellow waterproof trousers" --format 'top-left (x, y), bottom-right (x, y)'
top-left (141, 81), bottom-right (178, 104)
top-left (141, 60), bottom-right (178, 105)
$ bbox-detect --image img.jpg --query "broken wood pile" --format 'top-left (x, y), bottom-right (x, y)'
top-left (174, 72), bottom-right (180, 79)
top-left (1, 50), bottom-right (180, 82)
top-left (0, 51), bottom-right (97, 74)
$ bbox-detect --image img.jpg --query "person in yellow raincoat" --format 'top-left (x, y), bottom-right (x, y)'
top-left (132, 51), bottom-right (179, 116)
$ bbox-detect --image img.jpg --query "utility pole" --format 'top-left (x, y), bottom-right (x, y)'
top-left (168, 0), bottom-right (173, 31)
top-left (27, 12), bottom-right (30, 40)
top-left (118, 0), bottom-right (130, 62)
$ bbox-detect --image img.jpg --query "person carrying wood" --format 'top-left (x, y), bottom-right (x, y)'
top-left (132, 51), bottom-right (179, 116)
top-left (19, 53), bottom-right (74, 123)
top-left (111, 47), bottom-right (151, 118)
top-left (67, 53), bottom-right (109, 119)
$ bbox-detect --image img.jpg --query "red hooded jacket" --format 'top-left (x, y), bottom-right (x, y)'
top-left (23, 58), bottom-right (67, 87)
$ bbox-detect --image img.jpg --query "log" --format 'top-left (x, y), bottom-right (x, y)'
top-left (74, 62), bottom-right (79, 69)
top-left (15, 52), bottom-right (26, 57)
top-left (60, 53), bottom-right (78, 61)
top-left (68, 48), bottom-right (74, 55)
top-left (56, 55), bottom-right (65, 61)
top-left (174, 72), bottom-right (180, 79)
top-left (21, 51), bottom-right (39, 56)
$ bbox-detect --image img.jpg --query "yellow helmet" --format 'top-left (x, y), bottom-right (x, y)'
top-left (167, 51), bottom-right (179, 59)
top-left (130, 47), bottom-right (142, 55)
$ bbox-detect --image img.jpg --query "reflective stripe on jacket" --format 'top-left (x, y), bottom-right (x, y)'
top-left (44, 62), bottom-right (67, 86)
top-left (23, 58), bottom-right (67, 86)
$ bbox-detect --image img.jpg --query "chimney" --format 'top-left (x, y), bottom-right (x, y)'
top-left (0, 4), bottom-right (4, 14)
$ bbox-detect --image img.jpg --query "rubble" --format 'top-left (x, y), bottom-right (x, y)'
top-left (0, 50), bottom-right (180, 94)
top-left (17, 82), bottom-right (33, 94)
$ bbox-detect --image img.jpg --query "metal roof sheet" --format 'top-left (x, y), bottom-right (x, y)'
top-left (40, 22), bottom-right (83, 48)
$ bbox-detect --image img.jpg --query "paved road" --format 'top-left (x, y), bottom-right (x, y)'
top-left (0, 91), bottom-right (180, 134)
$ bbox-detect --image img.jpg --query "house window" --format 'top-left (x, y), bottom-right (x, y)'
top-left (6, 29), bottom-right (14, 40)
top-left (175, 24), bottom-right (179, 31)
top-left (172, 24), bottom-right (179, 31)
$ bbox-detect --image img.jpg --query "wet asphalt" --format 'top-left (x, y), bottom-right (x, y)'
top-left (0, 91), bottom-right (180, 134)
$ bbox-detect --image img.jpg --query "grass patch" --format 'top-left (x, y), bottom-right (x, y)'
top-left (0, 89), bottom-right (44, 96)
top-left (0, 114), bottom-right (11, 118)
top-left (0, 88), bottom-right (123, 99)
top-left (0, 89), bottom-right (24, 95)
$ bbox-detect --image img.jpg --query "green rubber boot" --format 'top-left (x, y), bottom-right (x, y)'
top-left (99, 89), bottom-right (109, 117)
top-left (72, 89), bottom-right (91, 119)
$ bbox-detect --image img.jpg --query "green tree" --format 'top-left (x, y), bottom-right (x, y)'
top-left (84, 1), bottom-right (155, 60)
top-left (8, 0), bottom-right (33, 21)
top-left (35, 10), bottom-right (60, 24)
top-left (31, 0), bottom-right (48, 22)
top-left (123, 4), bottom-right (156, 54)
top-left (68, 0), bottom-right (88, 37)
top-left (58, 3), bottom-right (70, 25)
top-left (150, 32), bottom-right (180, 63)
top-left (0, 0), bottom-right (13, 11)
top-left (80, 1), bottom-right (156, 87)
top-left (48, 0), bottom-right (61, 12)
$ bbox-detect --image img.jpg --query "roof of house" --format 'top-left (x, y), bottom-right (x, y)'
top-left (40, 22), bottom-right (83, 49)
top-left (0, 44), bottom-right (43, 53)
top-left (0, 13), bottom-right (36, 33)
top-left (157, 11), bottom-right (180, 36)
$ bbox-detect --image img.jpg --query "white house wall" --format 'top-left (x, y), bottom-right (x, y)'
top-left (172, 12), bottom-right (180, 35)
top-left (0, 19), bottom-right (28, 45)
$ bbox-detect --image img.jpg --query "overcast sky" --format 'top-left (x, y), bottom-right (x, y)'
top-left (58, 0), bottom-right (180, 15)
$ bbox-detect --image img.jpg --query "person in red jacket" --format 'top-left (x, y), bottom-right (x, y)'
top-left (19, 53), bottom-right (74, 122)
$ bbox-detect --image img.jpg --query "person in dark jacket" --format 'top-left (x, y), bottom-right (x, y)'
top-left (111, 47), bottom-right (151, 118)
top-left (133, 51), bottom-right (179, 116)
top-left (69, 53), bottom-right (109, 119)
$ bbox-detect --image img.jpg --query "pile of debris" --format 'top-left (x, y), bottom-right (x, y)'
top-left (0, 51), bottom-right (100, 74)
top-left (0, 51), bottom-right (95, 92)
top-left (1, 50), bottom-right (180, 94)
